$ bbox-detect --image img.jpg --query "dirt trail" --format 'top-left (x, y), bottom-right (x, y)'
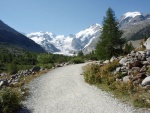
top-left (23, 63), bottom-right (148, 113)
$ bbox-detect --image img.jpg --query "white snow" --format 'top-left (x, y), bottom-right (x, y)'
top-left (27, 23), bottom-right (101, 55)
top-left (123, 12), bottom-right (142, 19)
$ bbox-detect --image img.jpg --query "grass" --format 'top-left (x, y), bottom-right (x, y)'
top-left (83, 61), bottom-right (150, 108)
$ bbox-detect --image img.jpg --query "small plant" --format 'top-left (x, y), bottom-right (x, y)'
top-left (70, 57), bottom-right (84, 64)
top-left (83, 64), bottom-right (101, 84)
top-left (0, 88), bottom-right (22, 113)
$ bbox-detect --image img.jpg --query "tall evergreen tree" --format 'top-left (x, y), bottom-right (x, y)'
top-left (96, 8), bottom-right (125, 60)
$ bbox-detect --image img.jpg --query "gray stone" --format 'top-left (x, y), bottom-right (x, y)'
top-left (103, 60), bottom-right (110, 64)
top-left (140, 65), bottom-right (147, 72)
top-left (142, 76), bottom-right (150, 86)
top-left (144, 37), bottom-right (150, 50)
top-left (146, 50), bottom-right (150, 56)
top-left (123, 76), bottom-right (130, 82)
top-left (119, 57), bottom-right (127, 65)
top-left (32, 66), bottom-right (41, 72)
top-left (130, 51), bottom-right (136, 57)
top-left (110, 56), bottom-right (116, 62)
top-left (116, 67), bottom-right (121, 72)
top-left (142, 61), bottom-right (149, 65)
top-left (0, 80), bottom-right (9, 87)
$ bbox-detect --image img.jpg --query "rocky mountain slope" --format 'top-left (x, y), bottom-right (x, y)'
top-left (27, 24), bottom-right (102, 55)
top-left (120, 12), bottom-right (150, 40)
top-left (0, 20), bottom-right (45, 53)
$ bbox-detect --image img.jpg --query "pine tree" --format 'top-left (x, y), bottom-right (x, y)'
top-left (96, 8), bottom-right (125, 60)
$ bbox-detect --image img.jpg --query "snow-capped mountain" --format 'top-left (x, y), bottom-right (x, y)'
top-left (27, 11), bottom-right (150, 55)
top-left (27, 24), bottom-right (102, 55)
top-left (119, 12), bottom-right (142, 27)
top-left (119, 12), bottom-right (150, 40)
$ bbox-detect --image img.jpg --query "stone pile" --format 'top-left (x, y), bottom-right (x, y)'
top-left (0, 66), bottom-right (41, 87)
top-left (103, 49), bottom-right (150, 89)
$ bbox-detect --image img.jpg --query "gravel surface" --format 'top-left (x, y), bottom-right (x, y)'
top-left (23, 63), bottom-right (149, 113)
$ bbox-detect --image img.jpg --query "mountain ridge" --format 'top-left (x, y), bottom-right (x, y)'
top-left (27, 24), bottom-right (102, 55)
top-left (27, 11), bottom-right (150, 55)
top-left (0, 20), bottom-right (45, 53)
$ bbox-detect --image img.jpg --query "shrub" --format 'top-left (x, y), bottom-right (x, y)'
top-left (70, 57), bottom-right (84, 64)
top-left (105, 60), bottom-right (119, 72)
top-left (0, 89), bottom-right (22, 113)
top-left (83, 64), bottom-right (101, 84)
top-left (7, 63), bottom-right (18, 75)
top-left (39, 63), bottom-right (54, 69)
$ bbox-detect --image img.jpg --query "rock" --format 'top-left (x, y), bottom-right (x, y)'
top-left (119, 57), bottom-right (127, 65)
top-left (110, 56), bottom-right (116, 62)
top-left (142, 76), bottom-right (150, 86)
top-left (0, 79), bottom-right (9, 87)
top-left (116, 67), bottom-right (121, 72)
top-left (128, 60), bottom-right (143, 69)
top-left (123, 76), bottom-right (130, 82)
top-left (32, 66), bottom-right (41, 72)
top-left (130, 51), bottom-right (136, 57)
top-left (146, 50), bottom-right (150, 56)
top-left (131, 73), bottom-right (147, 84)
top-left (144, 37), bottom-right (150, 50)
top-left (140, 65), bottom-right (147, 72)
top-left (142, 61), bottom-right (149, 65)
top-left (146, 57), bottom-right (150, 63)
top-left (0, 72), bottom-right (7, 76)
top-left (0, 80), bottom-right (4, 86)
top-left (103, 60), bottom-right (110, 64)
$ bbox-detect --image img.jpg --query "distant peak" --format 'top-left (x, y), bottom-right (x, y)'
top-left (123, 12), bottom-right (142, 19)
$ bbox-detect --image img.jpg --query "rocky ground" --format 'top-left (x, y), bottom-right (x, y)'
top-left (21, 63), bottom-right (149, 113)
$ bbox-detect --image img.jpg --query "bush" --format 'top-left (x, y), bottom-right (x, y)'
top-left (105, 60), bottom-right (119, 72)
top-left (0, 89), bottom-right (22, 113)
top-left (40, 63), bottom-right (54, 69)
top-left (83, 64), bottom-right (101, 84)
top-left (7, 63), bottom-right (18, 75)
top-left (70, 57), bottom-right (84, 64)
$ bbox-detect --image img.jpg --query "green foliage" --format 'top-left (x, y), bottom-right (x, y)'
top-left (85, 51), bottom-right (98, 61)
top-left (39, 63), bottom-right (54, 69)
top-left (124, 42), bottom-right (134, 54)
top-left (104, 60), bottom-right (119, 72)
top-left (0, 89), bottom-right (22, 113)
top-left (37, 54), bottom-right (54, 64)
top-left (83, 64), bottom-right (101, 84)
top-left (70, 57), bottom-right (84, 64)
top-left (7, 63), bottom-right (18, 75)
top-left (78, 50), bottom-right (84, 57)
top-left (96, 8), bottom-right (125, 60)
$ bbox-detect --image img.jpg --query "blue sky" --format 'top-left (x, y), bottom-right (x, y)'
top-left (0, 0), bottom-right (150, 36)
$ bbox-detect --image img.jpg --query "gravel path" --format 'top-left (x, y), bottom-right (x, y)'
top-left (23, 63), bottom-right (149, 113)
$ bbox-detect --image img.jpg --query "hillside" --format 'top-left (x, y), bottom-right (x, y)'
top-left (0, 20), bottom-right (45, 53)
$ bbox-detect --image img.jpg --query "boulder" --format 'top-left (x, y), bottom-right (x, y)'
top-left (140, 65), bottom-right (147, 72)
top-left (146, 50), bottom-right (150, 56)
top-left (142, 76), bottom-right (150, 86)
top-left (131, 73), bottom-right (147, 83)
top-left (110, 56), bottom-right (116, 62)
top-left (31, 66), bottom-right (41, 72)
top-left (144, 37), bottom-right (150, 50)
top-left (123, 76), bottom-right (130, 82)
top-left (103, 60), bottom-right (110, 64)
top-left (128, 60), bottom-right (143, 69)
top-left (130, 51), bottom-right (136, 57)
top-left (119, 57), bottom-right (127, 65)
top-left (0, 80), bottom-right (9, 87)
top-left (116, 67), bottom-right (121, 72)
